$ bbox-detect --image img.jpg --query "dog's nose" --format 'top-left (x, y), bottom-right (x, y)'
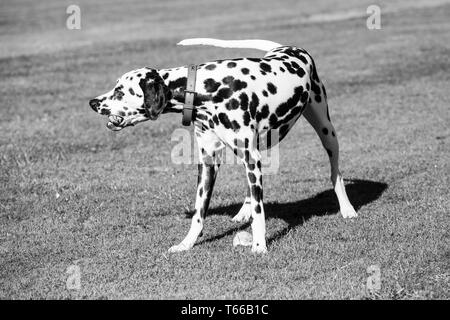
top-left (89, 99), bottom-right (100, 112)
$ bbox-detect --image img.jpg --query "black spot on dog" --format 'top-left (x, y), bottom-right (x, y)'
top-left (267, 82), bottom-right (277, 95)
top-left (297, 67), bottom-right (306, 77)
top-left (280, 67), bottom-right (285, 72)
top-left (241, 68), bottom-right (250, 75)
top-left (100, 108), bottom-right (111, 115)
top-left (311, 81), bottom-right (321, 95)
top-left (231, 79), bottom-right (247, 91)
top-left (248, 172), bottom-right (257, 184)
top-left (225, 98), bottom-right (240, 110)
top-left (196, 113), bottom-right (208, 121)
top-left (247, 58), bottom-right (261, 62)
top-left (213, 88), bottom-right (233, 103)
top-left (244, 138), bottom-right (249, 149)
top-left (162, 73), bottom-right (169, 80)
top-left (244, 150), bottom-right (250, 163)
top-left (213, 114), bottom-right (219, 125)
top-left (255, 204), bottom-right (261, 214)
top-left (113, 85), bottom-right (125, 101)
top-left (218, 112), bottom-right (232, 129)
top-left (249, 93), bottom-right (259, 118)
top-left (129, 88), bottom-right (135, 95)
top-left (299, 55), bottom-right (308, 64)
top-left (315, 95), bottom-right (322, 103)
top-left (204, 78), bottom-right (221, 93)
top-left (222, 76), bottom-right (234, 85)
top-left (262, 90), bottom-right (268, 97)
top-left (231, 120), bottom-right (241, 131)
top-left (205, 64), bottom-right (216, 70)
top-left (250, 75), bottom-right (256, 80)
top-left (251, 185), bottom-right (262, 202)
top-left (239, 92), bottom-right (249, 111)
top-left (243, 111), bottom-right (251, 126)
top-left (199, 187), bottom-right (203, 197)
top-left (260, 62), bottom-right (271, 73)
top-left (227, 62), bottom-right (237, 68)
top-left (322, 128), bottom-right (328, 135)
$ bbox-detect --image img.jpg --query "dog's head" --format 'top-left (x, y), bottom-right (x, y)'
top-left (89, 68), bottom-right (171, 131)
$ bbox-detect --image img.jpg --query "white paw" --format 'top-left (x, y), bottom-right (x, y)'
top-left (232, 203), bottom-right (252, 223)
top-left (251, 243), bottom-right (268, 254)
top-left (341, 205), bottom-right (358, 219)
top-left (168, 243), bottom-right (192, 253)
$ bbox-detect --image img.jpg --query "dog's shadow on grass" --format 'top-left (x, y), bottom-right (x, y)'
top-left (193, 179), bottom-right (387, 246)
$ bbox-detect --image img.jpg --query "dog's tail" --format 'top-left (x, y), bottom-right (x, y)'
top-left (177, 38), bottom-right (282, 52)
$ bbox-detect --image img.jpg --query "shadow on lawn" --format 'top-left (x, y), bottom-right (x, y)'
top-left (195, 179), bottom-right (387, 246)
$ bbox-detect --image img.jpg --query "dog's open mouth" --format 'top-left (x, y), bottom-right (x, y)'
top-left (106, 115), bottom-right (124, 131)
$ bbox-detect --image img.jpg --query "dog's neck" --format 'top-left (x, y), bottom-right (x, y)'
top-left (158, 67), bottom-right (188, 115)
top-left (157, 67), bottom-right (212, 116)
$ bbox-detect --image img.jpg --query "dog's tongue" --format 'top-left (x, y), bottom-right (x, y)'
top-left (106, 122), bottom-right (122, 131)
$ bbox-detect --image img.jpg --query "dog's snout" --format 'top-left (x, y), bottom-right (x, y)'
top-left (89, 99), bottom-right (100, 112)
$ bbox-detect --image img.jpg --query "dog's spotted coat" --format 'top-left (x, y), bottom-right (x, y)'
top-left (90, 39), bottom-right (357, 253)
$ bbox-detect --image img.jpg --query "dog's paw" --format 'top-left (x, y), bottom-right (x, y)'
top-left (232, 203), bottom-right (252, 223)
top-left (251, 243), bottom-right (268, 254)
top-left (168, 243), bottom-right (192, 253)
top-left (341, 205), bottom-right (358, 219)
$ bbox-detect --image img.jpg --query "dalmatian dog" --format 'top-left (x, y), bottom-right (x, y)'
top-left (89, 38), bottom-right (357, 254)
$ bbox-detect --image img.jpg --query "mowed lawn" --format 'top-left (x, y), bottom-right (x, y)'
top-left (0, 0), bottom-right (449, 299)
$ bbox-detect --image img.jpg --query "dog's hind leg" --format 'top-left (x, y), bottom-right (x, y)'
top-left (303, 77), bottom-right (357, 218)
top-left (168, 132), bottom-right (223, 252)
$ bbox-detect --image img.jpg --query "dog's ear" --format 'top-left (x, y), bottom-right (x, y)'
top-left (139, 72), bottom-right (171, 120)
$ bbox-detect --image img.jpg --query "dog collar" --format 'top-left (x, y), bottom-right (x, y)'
top-left (182, 64), bottom-right (197, 126)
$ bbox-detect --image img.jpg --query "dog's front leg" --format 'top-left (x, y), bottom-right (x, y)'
top-left (168, 161), bottom-right (219, 252)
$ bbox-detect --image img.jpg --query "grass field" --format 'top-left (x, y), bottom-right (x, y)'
top-left (0, 0), bottom-right (449, 299)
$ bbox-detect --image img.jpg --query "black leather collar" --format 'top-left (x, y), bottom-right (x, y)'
top-left (182, 64), bottom-right (197, 126)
